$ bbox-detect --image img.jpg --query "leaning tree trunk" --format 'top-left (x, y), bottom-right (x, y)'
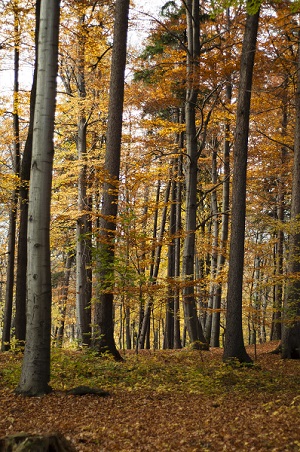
top-left (93, 0), bottom-right (129, 360)
top-left (223, 4), bottom-right (260, 363)
top-left (281, 31), bottom-right (300, 359)
top-left (16, 0), bottom-right (60, 396)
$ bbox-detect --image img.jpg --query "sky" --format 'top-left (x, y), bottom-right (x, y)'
top-left (0, 1), bottom-right (168, 100)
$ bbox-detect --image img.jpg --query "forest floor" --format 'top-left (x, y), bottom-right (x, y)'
top-left (0, 341), bottom-right (300, 451)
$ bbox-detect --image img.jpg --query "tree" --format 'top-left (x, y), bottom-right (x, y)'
top-left (14, 0), bottom-right (41, 346)
top-left (93, 0), bottom-right (130, 360)
top-left (182, 0), bottom-right (208, 349)
top-left (16, 0), bottom-right (60, 396)
top-left (1, 0), bottom-right (21, 351)
top-left (75, 9), bottom-right (92, 347)
top-left (223, 2), bottom-right (260, 363)
top-left (281, 25), bottom-right (300, 359)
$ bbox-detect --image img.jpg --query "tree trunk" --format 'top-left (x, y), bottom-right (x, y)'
top-left (182, 0), bottom-right (207, 349)
top-left (16, 0), bottom-right (60, 396)
top-left (223, 4), bottom-right (260, 363)
top-left (204, 146), bottom-right (219, 344)
top-left (93, 0), bottom-right (129, 360)
top-left (210, 11), bottom-right (232, 348)
top-left (75, 13), bottom-right (92, 346)
top-left (281, 31), bottom-right (300, 359)
top-left (56, 251), bottom-right (74, 347)
top-left (271, 77), bottom-right (288, 341)
top-left (1, 2), bottom-right (21, 352)
top-left (15, 0), bottom-right (40, 346)
top-left (164, 163), bottom-right (176, 349)
top-left (139, 180), bottom-right (171, 349)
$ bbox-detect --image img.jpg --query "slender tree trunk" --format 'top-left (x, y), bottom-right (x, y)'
top-left (139, 180), bottom-right (171, 349)
top-left (174, 108), bottom-right (184, 349)
top-left (205, 146), bottom-right (219, 344)
top-left (182, 0), bottom-right (207, 349)
top-left (1, 2), bottom-right (20, 351)
top-left (164, 163), bottom-right (176, 349)
top-left (93, 0), bottom-right (129, 360)
top-left (75, 13), bottom-right (92, 346)
top-left (16, 0), bottom-right (60, 396)
top-left (15, 0), bottom-right (40, 345)
top-left (271, 78), bottom-right (288, 341)
top-left (223, 4), bottom-right (260, 363)
top-left (210, 11), bottom-right (232, 348)
top-left (56, 251), bottom-right (74, 347)
top-left (281, 30), bottom-right (300, 359)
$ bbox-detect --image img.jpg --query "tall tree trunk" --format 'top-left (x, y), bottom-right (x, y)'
top-left (93, 0), bottom-right (129, 360)
top-left (75, 13), bottom-right (92, 346)
top-left (15, 0), bottom-right (40, 345)
top-left (1, 1), bottom-right (20, 351)
top-left (271, 77), bottom-right (288, 341)
top-left (223, 4), bottom-right (260, 363)
top-left (182, 0), bottom-right (207, 349)
top-left (210, 11), bottom-right (232, 348)
top-left (281, 30), bottom-right (300, 359)
top-left (16, 0), bottom-right (60, 396)
top-left (174, 137), bottom-right (183, 348)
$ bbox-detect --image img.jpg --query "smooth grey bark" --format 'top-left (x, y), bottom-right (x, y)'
top-left (75, 13), bottom-right (92, 346)
top-left (93, 0), bottom-right (129, 360)
top-left (182, 0), bottom-right (207, 349)
top-left (281, 32), bottom-right (300, 359)
top-left (223, 5), bottom-right (260, 363)
top-left (15, 0), bottom-right (40, 345)
top-left (1, 4), bottom-right (20, 351)
top-left (16, 0), bottom-right (60, 396)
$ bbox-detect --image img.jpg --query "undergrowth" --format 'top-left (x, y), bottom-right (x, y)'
top-left (1, 346), bottom-right (299, 397)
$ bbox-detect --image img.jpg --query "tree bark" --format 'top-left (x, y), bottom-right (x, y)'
top-left (281, 29), bottom-right (300, 359)
top-left (15, 0), bottom-right (40, 345)
top-left (55, 251), bottom-right (74, 347)
top-left (210, 11), bottom-right (232, 348)
top-left (93, 0), bottom-right (129, 360)
top-left (139, 180), bottom-right (171, 349)
top-left (1, 1), bottom-right (20, 351)
top-left (223, 4), bottom-right (260, 363)
top-left (182, 0), bottom-right (207, 349)
top-left (75, 13), bottom-right (92, 347)
top-left (16, 0), bottom-right (60, 396)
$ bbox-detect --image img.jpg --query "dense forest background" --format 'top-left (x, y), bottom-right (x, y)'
top-left (1, 0), bottom-right (300, 371)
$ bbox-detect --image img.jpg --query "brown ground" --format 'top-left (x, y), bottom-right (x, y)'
top-left (0, 343), bottom-right (299, 451)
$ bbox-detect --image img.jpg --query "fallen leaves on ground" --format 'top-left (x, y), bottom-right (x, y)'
top-left (0, 342), bottom-right (300, 451)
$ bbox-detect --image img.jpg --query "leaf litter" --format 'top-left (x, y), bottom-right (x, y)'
top-left (0, 341), bottom-right (300, 451)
